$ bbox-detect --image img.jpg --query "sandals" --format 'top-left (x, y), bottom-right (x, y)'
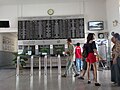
top-left (88, 80), bottom-right (91, 84)
top-left (95, 82), bottom-right (101, 86)
top-left (87, 81), bottom-right (101, 86)
top-left (78, 77), bottom-right (84, 80)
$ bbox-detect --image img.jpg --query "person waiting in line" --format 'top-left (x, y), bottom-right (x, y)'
top-left (111, 33), bottom-right (120, 86)
top-left (75, 43), bottom-right (83, 73)
top-left (85, 33), bottom-right (102, 86)
top-left (62, 38), bottom-right (79, 77)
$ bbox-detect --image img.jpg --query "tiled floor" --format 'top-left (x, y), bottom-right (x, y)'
top-left (0, 68), bottom-right (120, 90)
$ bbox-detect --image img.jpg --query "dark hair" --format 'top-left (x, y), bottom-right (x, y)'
top-left (76, 43), bottom-right (80, 46)
top-left (112, 33), bottom-right (120, 41)
top-left (67, 38), bottom-right (72, 42)
top-left (87, 33), bottom-right (95, 43)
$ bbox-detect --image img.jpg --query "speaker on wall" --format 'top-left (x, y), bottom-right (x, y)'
top-left (0, 21), bottom-right (10, 28)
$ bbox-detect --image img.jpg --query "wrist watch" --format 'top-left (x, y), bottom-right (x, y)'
top-left (47, 9), bottom-right (54, 15)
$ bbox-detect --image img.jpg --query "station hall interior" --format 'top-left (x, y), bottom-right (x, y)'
top-left (0, 0), bottom-right (120, 90)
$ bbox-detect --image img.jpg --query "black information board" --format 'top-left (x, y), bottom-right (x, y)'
top-left (18, 18), bottom-right (84, 40)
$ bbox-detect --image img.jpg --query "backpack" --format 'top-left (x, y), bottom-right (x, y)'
top-left (82, 44), bottom-right (88, 58)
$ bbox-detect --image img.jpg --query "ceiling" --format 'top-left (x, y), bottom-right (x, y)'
top-left (0, 0), bottom-right (105, 5)
top-left (0, 0), bottom-right (81, 5)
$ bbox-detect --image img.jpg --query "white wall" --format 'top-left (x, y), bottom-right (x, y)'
top-left (0, 5), bottom-right (18, 32)
top-left (20, 2), bottom-right (83, 17)
top-left (84, 0), bottom-right (107, 38)
top-left (106, 0), bottom-right (120, 35)
top-left (85, 0), bottom-right (106, 20)
top-left (106, 0), bottom-right (120, 50)
top-left (0, 0), bottom-right (107, 33)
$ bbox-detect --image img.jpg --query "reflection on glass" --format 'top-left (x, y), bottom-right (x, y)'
top-left (72, 74), bottom-right (75, 83)
top-left (44, 75), bottom-right (47, 90)
top-left (30, 56), bottom-right (33, 76)
top-left (44, 55), bottom-right (47, 76)
top-left (58, 75), bottom-right (61, 90)
top-left (39, 56), bottom-right (41, 85)
top-left (58, 55), bottom-right (61, 75)
top-left (50, 71), bottom-right (52, 80)
top-left (16, 76), bottom-right (19, 90)
top-left (50, 57), bottom-right (52, 77)
top-left (39, 71), bottom-right (41, 84)
top-left (30, 76), bottom-right (33, 90)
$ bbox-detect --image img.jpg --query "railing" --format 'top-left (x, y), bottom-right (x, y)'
top-left (16, 55), bottom-right (61, 76)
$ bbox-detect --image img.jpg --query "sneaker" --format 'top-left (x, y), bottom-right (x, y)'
top-left (78, 77), bottom-right (84, 80)
top-left (62, 74), bottom-right (67, 77)
top-left (88, 80), bottom-right (91, 84)
top-left (74, 74), bottom-right (79, 77)
top-left (95, 83), bottom-right (101, 86)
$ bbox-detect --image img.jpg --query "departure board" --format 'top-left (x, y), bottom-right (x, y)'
top-left (18, 18), bottom-right (84, 40)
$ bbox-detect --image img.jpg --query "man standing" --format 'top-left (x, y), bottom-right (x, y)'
top-left (111, 33), bottom-right (120, 86)
top-left (62, 38), bottom-right (79, 77)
